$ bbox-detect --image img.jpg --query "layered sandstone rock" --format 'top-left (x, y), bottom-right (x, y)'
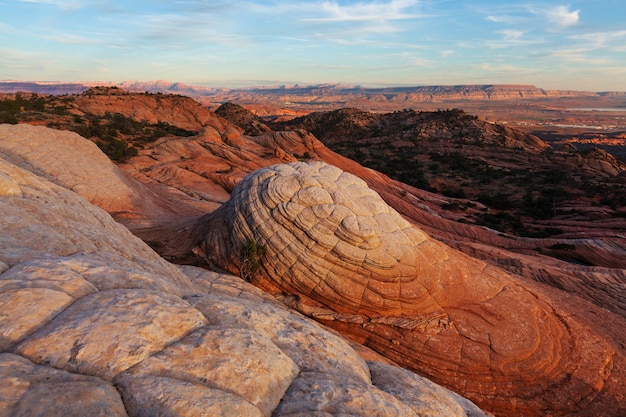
top-left (196, 161), bottom-right (624, 416)
top-left (0, 151), bottom-right (486, 416)
top-left (73, 87), bottom-right (233, 132)
top-left (0, 123), bottom-right (199, 223)
top-left (2, 118), bottom-right (625, 416)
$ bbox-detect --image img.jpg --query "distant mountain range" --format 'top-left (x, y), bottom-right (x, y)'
top-left (2, 80), bottom-right (626, 101)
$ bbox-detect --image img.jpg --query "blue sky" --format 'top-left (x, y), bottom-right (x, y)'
top-left (1, 0), bottom-right (625, 90)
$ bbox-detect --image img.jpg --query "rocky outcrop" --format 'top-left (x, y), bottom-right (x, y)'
top-left (0, 123), bottom-right (176, 218)
top-left (0, 145), bottom-right (487, 416)
top-left (2, 95), bottom-right (626, 416)
top-left (195, 161), bottom-right (624, 417)
top-left (73, 87), bottom-right (233, 132)
top-left (214, 102), bottom-right (272, 135)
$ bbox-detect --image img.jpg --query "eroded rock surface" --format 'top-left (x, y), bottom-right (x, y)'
top-left (2, 117), bottom-right (625, 416)
top-left (0, 123), bottom-right (203, 226)
top-left (197, 161), bottom-right (625, 416)
top-left (0, 151), bottom-right (486, 416)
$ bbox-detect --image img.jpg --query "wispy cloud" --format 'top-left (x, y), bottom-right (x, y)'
top-left (486, 4), bottom-right (580, 28)
top-left (544, 5), bottom-right (580, 28)
top-left (249, 0), bottom-right (425, 40)
top-left (482, 29), bottom-right (543, 50)
top-left (486, 14), bottom-right (526, 25)
top-left (303, 0), bottom-right (421, 22)
top-left (44, 32), bottom-right (101, 44)
top-left (135, 12), bottom-right (251, 49)
top-left (478, 62), bottom-right (530, 73)
top-left (499, 30), bottom-right (524, 41)
top-left (571, 30), bottom-right (626, 48)
top-left (19, 0), bottom-right (84, 10)
top-left (546, 47), bottom-right (608, 64)
top-left (0, 47), bottom-right (46, 61)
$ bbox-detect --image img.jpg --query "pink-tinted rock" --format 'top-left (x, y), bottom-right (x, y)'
top-left (196, 161), bottom-right (623, 416)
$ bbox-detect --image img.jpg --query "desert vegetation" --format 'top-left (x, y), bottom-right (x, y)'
top-left (239, 239), bottom-right (267, 282)
top-left (256, 106), bottom-right (626, 237)
top-left (0, 92), bottom-right (196, 161)
top-left (70, 112), bottom-right (195, 162)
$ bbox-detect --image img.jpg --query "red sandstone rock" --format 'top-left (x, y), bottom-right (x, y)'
top-left (193, 161), bottom-right (625, 417)
top-left (2, 92), bottom-right (625, 416)
top-left (1, 147), bottom-right (488, 417)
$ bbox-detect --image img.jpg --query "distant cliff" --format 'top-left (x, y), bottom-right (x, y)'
top-left (2, 80), bottom-right (625, 101)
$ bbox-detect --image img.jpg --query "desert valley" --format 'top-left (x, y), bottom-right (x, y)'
top-left (1, 82), bottom-right (625, 417)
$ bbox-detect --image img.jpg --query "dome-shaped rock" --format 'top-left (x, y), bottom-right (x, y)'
top-left (197, 161), bottom-right (619, 416)
top-left (1, 152), bottom-right (490, 417)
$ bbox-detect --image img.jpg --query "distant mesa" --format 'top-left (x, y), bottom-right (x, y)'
top-left (2, 80), bottom-right (625, 100)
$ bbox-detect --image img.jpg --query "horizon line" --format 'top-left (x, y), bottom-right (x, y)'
top-left (1, 79), bottom-right (626, 94)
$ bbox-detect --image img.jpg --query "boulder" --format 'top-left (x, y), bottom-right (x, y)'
top-left (0, 151), bottom-right (487, 416)
top-left (196, 161), bottom-right (623, 416)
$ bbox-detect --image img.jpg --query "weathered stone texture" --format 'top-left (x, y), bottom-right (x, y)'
top-left (0, 133), bottom-right (487, 417)
top-left (0, 353), bottom-right (128, 417)
top-left (198, 161), bottom-right (622, 416)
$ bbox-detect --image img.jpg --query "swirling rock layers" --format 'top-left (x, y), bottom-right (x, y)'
top-left (200, 161), bottom-right (620, 416)
top-left (1, 145), bottom-right (488, 417)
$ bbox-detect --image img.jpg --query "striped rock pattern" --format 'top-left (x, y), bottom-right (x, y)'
top-left (0, 135), bottom-right (486, 417)
top-left (199, 161), bottom-right (619, 416)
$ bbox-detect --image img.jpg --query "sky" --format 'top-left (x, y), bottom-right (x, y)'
top-left (1, 0), bottom-right (625, 91)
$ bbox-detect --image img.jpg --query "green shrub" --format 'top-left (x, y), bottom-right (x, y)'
top-left (240, 239), bottom-right (267, 281)
top-left (96, 138), bottom-right (138, 162)
top-left (0, 112), bottom-right (18, 124)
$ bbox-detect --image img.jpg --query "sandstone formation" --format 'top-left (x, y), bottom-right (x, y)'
top-left (0, 144), bottom-right (488, 416)
top-left (73, 86), bottom-right (233, 132)
top-left (4, 115), bottom-right (624, 367)
top-left (2, 91), bottom-right (626, 417)
top-left (0, 123), bottom-right (182, 220)
top-left (195, 161), bottom-right (625, 417)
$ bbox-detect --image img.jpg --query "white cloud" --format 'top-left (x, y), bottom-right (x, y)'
top-left (19, 0), bottom-right (84, 10)
top-left (304, 0), bottom-right (421, 22)
top-left (135, 12), bottom-right (251, 50)
top-left (0, 47), bottom-right (46, 61)
top-left (486, 14), bottom-right (525, 25)
top-left (44, 32), bottom-right (101, 44)
top-left (488, 4), bottom-right (580, 29)
top-left (546, 47), bottom-right (608, 64)
top-left (478, 63), bottom-right (522, 72)
top-left (571, 30), bottom-right (626, 48)
top-left (499, 30), bottom-right (524, 41)
top-left (241, 0), bottom-right (428, 44)
top-left (303, 0), bottom-right (426, 41)
top-left (483, 30), bottom-right (542, 50)
top-left (545, 5), bottom-right (580, 28)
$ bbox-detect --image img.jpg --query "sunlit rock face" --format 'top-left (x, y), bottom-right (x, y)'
top-left (0, 146), bottom-right (489, 417)
top-left (199, 161), bottom-right (619, 417)
top-left (201, 161), bottom-right (441, 316)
